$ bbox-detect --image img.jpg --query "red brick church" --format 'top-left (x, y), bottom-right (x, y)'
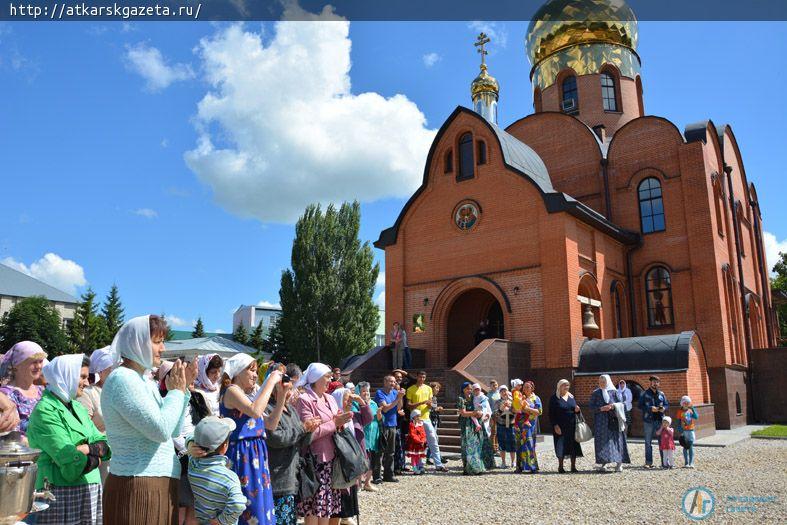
top-left (372, 0), bottom-right (778, 432)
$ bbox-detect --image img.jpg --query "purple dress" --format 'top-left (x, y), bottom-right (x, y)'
top-left (220, 399), bottom-right (275, 525)
top-left (0, 385), bottom-right (44, 435)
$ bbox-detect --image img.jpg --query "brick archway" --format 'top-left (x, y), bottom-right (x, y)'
top-left (431, 276), bottom-right (510, 368)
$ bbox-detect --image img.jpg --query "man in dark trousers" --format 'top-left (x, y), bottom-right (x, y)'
top-left (638, 375), bottom-right (669, 468)
top-left (374, 375), bottom-right (405, 482)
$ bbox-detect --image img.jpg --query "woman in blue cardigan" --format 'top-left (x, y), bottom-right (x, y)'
top-left (101, 315), bottom-right (196, 525)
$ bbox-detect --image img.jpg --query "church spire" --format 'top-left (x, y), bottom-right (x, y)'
top-left (471, 32), bottom-right (499, 124)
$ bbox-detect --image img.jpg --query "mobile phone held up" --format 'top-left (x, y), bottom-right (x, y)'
top-left (282, 374), bottom-right (291, 385)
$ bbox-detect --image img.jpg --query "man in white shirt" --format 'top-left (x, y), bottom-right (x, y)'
top-left (617, 379), bottom-right (633, 436)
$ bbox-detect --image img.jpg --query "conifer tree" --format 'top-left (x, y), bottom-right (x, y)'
top-left (249, 321), bottom-right (265, 353)
top-left (192, 317), bottom-right (206, 338)
top-left (69, 287), bottom-right (109, 353)
top-left (232, 322), bottom-right (249, 345)
top-left (100, 284), bottom-right (125, 345)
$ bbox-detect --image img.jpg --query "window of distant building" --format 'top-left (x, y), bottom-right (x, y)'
top-left (458, 132), bottom-right (475, 181)
top-left (611, 281), bottom-right (626, 338)
top-left (561, 75), bottom-right (578, 113)
top-left (645, 266), bottom-right (674, 328)
top-left (638, 177), bottom-right (666, 234)
top-left (601, 72), bottom-right (618, 111)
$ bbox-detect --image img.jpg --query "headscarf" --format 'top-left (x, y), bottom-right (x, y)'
top-left (224, 353), bottom-right (255, 381)
top-left (460, 381), bottom-right (472, 395)
top-left (89, 346), bottom-right (114, 374)
top-left (410, 409), bottom-right (421, 420)
top-left (599, 374), bottom-right (615, 404)
top-left (331, 387), bottom-right (353, 430)
top-left (2, 341), bottom-right (47, 367)
top-left (295, 363), bottom-right (331, 389)
top-left (196, 353), bottom-right (220, 392)
top-left (157, 360), bottom-right (175, 382)
top-left (111, 315), bottom-right (153, 370)
top-left (43, 354), bottom-right (84, 402)
top-left (510, 379), bottom-right (523, 389)
top-left (662, 415), bottom-right (672, 426)
top-left (556, 379), bottom-right (573, 399)
top-left (681, 395), bottom-right (692, 406)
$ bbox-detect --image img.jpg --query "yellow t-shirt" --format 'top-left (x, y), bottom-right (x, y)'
top-left (406, 384), bottom-right (433, 420)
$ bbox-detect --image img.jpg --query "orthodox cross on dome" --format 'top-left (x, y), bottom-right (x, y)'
top-left (474, 32), bottom-right (490, 69)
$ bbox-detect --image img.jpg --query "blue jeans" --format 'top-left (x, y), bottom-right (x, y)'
top-left (403, 347), bottom-right (412, 369)
top-left (643, 420), bottom-right (658, 465)
top-left (422, 418), bottom-right (443, 468)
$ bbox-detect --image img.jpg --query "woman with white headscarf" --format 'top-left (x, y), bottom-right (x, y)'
top-left (588, 374), bottom-right (630, 472)
top-left (194, 353), bottom-right (223, 415)
top-left (101, 315), bottom-right (196, 524)
top-left (220, 353), bottom-right (281, 525)
top-left (296, 363), bottom-right (353, 525)
top-left (77, 346), bottom-right (114, 432)
top-left (27, 354), bottom-right (111, 524)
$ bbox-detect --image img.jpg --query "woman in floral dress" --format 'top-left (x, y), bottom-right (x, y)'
top-left (515, 380), bottom-right (542, 473)
top-left (457, 382), bottom-right (495, 475)
top-left (221, 353), bottom-right (281, 525)
top-left (0, 341), bottom-right (47, 439)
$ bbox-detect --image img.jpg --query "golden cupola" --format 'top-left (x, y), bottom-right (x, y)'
top-left (471, 33), bottom-right (499, 124)
top-left (525, 0), bottom-right (640, 92)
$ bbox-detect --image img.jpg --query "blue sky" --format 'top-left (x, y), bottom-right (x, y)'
top-left (1, 17), bottom-right (785, 333)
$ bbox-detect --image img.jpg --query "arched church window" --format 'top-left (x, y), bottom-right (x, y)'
top-left (444, 149), bottom-right (453, 173)
top-left (638, 177), bottom-right (666, 233)
top-left (645, 266), bottom-right (674, 328)
top-left (477, 140), bottom-right (487, 165)
top-left (712, 175), bottom-right (724, 238)
top-left (458, 132), bottom-right (474, 181)
top-left (561, 75), bottom-right (578, 113)
top-left (601, 72), bottom-right (618, 111)
top-left (735, 392), bottom-right (742, 415)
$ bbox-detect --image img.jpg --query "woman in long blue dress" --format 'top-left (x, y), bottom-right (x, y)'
top-left (457, 382), bottom-right (495, 475)
top-left (588, 374), bottom-right (630, 472)
top-left (221, 353), bottom-right (281, 525)
top-left (515, 380), bottom-right (542, 473)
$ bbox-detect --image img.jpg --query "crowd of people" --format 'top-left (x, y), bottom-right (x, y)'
top-left (0, 314), bottom-right (701, 525)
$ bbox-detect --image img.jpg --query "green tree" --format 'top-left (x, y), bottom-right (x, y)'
top-left (68, 287), bottom-right (109, 354)
top-left (249, 321), bottom-right (265, 352)
top-left (100, 284), bottom-right (125, 345)
top-left (161, 313), bottom-right (175, 341)
top-left (263, 320), bottom-right (287, 362)
top-left (192, 317), bottom-right (206, 338)
top-left (233, 322), bottom-right (249, 345)
top-left (772, 251), bottom-right (787, 340)
top-left (278, 201), bottom-right (379, 367)
top-left (0, 296), bottom-right (69, 356)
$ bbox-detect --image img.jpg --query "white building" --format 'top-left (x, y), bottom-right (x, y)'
top-left (0, 263), bottom-right (78, 329)
top-left (233, 304), bottom-right (282, 332)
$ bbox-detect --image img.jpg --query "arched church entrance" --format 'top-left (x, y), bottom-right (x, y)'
top-left (446, 288), bottom-right (504, 367)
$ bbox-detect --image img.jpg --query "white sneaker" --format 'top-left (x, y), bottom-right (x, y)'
top-left (615, 463), bottom-right (623, 472)
top-left (594, 464), bottom-right (606, 471)
top-left (688, 464), bottom-right (695, 469)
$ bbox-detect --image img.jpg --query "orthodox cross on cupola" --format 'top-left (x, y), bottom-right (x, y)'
top-left (470, 33), bottom-right (499, 124)
top-left (475, 32), bottom-right (490, 69)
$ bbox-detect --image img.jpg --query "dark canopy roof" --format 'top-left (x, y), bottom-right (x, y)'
top-left (577, 331), bottom-right (696, 375)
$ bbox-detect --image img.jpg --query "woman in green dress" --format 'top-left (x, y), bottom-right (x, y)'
top-left (457, 382), bottom-right (495, 475)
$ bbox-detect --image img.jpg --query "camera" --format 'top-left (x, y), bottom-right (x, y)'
top-left (282, 374), bottom-right (291, 384)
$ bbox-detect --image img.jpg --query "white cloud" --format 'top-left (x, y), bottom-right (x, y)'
top-left (376, 272), bottom-right (385, 288)
top-left (763, 231), bottom-right (787, 275)
top-left (257, 300), bottom-right (281, 309)
top-left (467, 21), bottom-right (508, 49)
top-left (161, 138), bottom-right (169, 148)
top-left (134, 208), bottom-right (158, 219)
top-left (213, 328), bottom-right (226, 334)
top-left (165, 315), bottom-right (191, 328)
top-left (185, 13), bottom-right (436, 223)
top-left (374, 290), bottom-right (385, 308)
top-left (422, 52), bottom-right (441, 68)
top-left (1, 253), bottom-right (87, 295)
top-left (125, 42), bottom-right (194, 92)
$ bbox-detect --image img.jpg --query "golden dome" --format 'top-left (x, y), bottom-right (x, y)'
top-left (471, 64), bottom-right (499, 98)
top-left (526, 0), bottom-right (638, 67)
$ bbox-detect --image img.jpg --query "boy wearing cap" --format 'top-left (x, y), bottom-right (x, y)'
top-left (188, 416), bottom-right (246, 525)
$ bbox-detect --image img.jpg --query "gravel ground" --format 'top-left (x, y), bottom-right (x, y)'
top-left (356, 438), bottom-right (787, 524)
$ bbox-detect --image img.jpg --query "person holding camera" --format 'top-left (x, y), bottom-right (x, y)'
top-left (638, 375), bottom-right (669, 469)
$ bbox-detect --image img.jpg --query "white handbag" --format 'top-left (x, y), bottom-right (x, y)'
top-left (575, 410), bottom-right (593, 443)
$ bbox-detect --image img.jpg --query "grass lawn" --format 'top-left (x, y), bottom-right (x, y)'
top-left (752, 425), bottom-right (787, 438)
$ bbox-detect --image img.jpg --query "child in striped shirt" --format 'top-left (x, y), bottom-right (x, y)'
top-left (188, 416), bottom-right (246, 525)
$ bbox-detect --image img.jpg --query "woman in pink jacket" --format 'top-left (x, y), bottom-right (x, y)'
top-left (295, 363), bottom-right (353, 525)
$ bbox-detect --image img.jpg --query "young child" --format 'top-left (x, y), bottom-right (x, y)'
top-left (656, 415), bottom-right (675, 469)
top-left (406, 409), bottom-right (427, 474)
top-left (677, 395), bottom-right (699, 468)
top-left (472, 384), bottom-right (493, 434)
top-left (429, 381), bottom-right (444, 429)
top-left (188, 416), bottom-right (247, 525)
